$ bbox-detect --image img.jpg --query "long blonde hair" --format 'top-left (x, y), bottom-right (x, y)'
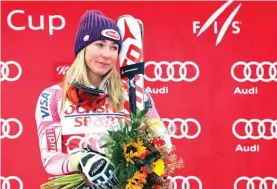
top-left (60, 48), bottom-right (125, 113)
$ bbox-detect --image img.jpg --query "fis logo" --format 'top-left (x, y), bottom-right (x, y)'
top-left (193, 0), bottom-right (242, 46)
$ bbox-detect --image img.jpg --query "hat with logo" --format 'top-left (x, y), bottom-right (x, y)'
top-left (74, 10), bottom-right (122, 57)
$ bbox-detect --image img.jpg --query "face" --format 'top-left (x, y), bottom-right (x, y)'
top-left (85, 40), bottom-right (119, 78)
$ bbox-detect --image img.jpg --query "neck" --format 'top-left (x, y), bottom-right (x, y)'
top-left (88, 72), bottom-right (103, 88)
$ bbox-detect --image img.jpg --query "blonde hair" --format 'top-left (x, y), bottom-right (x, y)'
top-left (60, 48), bottom-right (125, 113)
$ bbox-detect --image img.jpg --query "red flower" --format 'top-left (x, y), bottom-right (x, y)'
top-left (141, 167), bottom-right (152, 175)
top-left (152, 137), bottom-right (166, 146)
top-left (152, 185), bottom-right (162, 189)
top-left (138, 150), bottom-right (151, 159)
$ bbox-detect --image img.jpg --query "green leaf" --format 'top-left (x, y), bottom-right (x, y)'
top-left (100, 142), bottom-right (112, 149)
top-left (136, 110), bottom-right (142, 119)
top-left (134, 108), bottom-right (148, 120)
top-left (144, 151), bottom-right (160, 163)
top-left (119, 119), bottom-right (124, 130)
top-left (145, 163), bottom-right (152, 172)
top-left (134, 158), bottom-right (144, 167)
top-left (111, 144), bottom-right (125, 165)
top-left (130, 112), bottom-right (135, 120)
top-left (115, 162), bottom-right (127, 184)
top-left (123, 124), bottom-right (128, 135)
top-left (108, 130), bottom-right (125, 142)
top-left (127, 164), bottom-right (138, 179)
top-left (140, 108), bottom-right (149, 117)
top-left (145, 143), bottom-right (159, 153)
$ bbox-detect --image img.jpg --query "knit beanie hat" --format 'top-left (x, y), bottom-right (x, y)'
top-left (74, 10), bottom-right (122, 57)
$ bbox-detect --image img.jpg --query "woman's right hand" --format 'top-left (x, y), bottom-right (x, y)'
top-left (79, 152), bottom-right (119, 189)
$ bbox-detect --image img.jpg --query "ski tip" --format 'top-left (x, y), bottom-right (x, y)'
top-left (137, 19), bottom-right (143, 24)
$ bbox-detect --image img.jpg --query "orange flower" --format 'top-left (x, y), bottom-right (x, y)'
top-left (141, 167), bottom-right (152, 175)
top-left (132, 171), bottom-right (147, 183)
top-left (138, 150), bottom-right (151, 159)
top-left (126, 171), bottom-right (147, 189)
top-left (123, 140), bottom-right (148, 164)
top-left (132, 140), bottom-right (148, 159)
top-left (124, 144), bottom-right (138, 164)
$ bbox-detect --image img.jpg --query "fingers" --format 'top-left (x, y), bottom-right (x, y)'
top-left (79, 152), bottom-right (119, 189)
top-left (92, 172), bottom-right (118, 189)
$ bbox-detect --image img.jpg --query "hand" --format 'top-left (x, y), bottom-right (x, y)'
top-left (79, 152), bottom-right (119, 189)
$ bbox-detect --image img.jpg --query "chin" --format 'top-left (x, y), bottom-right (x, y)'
top-left (97, 70), bottom-right (111, 76)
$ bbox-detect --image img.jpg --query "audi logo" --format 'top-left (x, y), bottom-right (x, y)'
top-left (232, 119), bottom-right (277, 140)
top-left (0, 61), bottom-right (22, 82)
top-left (0, 176), bottom-right (23, 189)
top-left (168, 176), bottom-right (202, 189)
top-left (162, 118), bottom-right (201, 139)
top-left (0, 118), bottom-right (23, 139)
top-left (231, 61), bottom-right (277, 82)
top-left (234, 176), bottom-right (277, 189)
top-left (144, 61), bottom-right (199, 82)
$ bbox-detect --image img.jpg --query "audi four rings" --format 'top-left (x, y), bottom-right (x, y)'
top-left (234, 177), bottom-right (277, 189)
top-left (232, 119), bottom-right (277, 140)
top-left (167, 176), bottom-right (202, 189)
top-left (0, 118), bottom-right (23, 139)
top-left (0, 176), bottom-right (23, 189)
top-left (0, 61), bottom-right (22, 82)
top-left (231, 61), bottom-right (277, 82)
top-left (144, 61), bottom-right (199, 82)
top-left (162, 118), bottom-right (201, 139)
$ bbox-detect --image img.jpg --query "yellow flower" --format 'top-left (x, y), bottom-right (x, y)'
top-left (151, 159), bottom-right (165, 176)
top-left (147, 119), bottom-right (164, 130)
top-left (124, 143), bottom-right (138, 164)
top-left (126, 171), bottom-right (147, 189)
top-left (126, 182), bottom-right (143, 189)
top-left (124, 140), bottom-right (148, 163)
top-left (126, 151), bottom-right (138, 164)
top-left (146, 118), bottom-right (168, 136)
top-left (132, 140), bottom-right (144, 148)
top-left (132, 140), bottom-right (147, 158)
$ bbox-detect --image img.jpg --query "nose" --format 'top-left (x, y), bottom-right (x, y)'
top-left (101, 46), bottom-right (112, 58)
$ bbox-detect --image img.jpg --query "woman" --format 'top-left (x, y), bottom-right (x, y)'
top-left (35, 10), bottom-right (171, 189)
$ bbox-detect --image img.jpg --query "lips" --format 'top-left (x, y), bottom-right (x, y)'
top-left (97, 61), bottom-right (110, 67)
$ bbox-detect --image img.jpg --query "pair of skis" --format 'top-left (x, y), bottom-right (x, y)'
top-left (117, 15), bottom-right (148, 115)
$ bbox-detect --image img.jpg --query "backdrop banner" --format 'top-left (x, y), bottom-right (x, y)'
top-left (1, 1), bottom-right (277, 189)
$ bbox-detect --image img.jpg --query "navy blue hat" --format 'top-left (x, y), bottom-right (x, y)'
top-left (74, 10), bottom-right (122, 57)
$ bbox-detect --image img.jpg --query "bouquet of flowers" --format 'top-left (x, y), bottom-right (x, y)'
top-left (101, 109), bottom-right (184, 189)
top-left (40, 109), bottom-right (183, 189)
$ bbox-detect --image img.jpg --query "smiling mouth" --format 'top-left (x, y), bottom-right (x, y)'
top-left (97, 61), bottom-right (110, 66)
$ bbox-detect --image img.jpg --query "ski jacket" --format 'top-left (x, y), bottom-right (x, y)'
top-left (35, 83), bottom-right (171, 175)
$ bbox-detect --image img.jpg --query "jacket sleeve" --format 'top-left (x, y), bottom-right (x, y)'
top-left (35, 85), bottom-right (74, 175)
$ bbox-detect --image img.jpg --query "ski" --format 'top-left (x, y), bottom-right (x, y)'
top-left (117, 15), bottom-right (145, 115)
